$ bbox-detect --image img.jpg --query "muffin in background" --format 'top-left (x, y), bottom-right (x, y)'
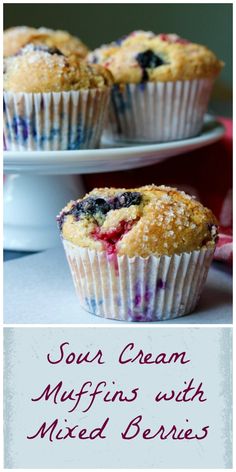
top-left (3, 43), bottom-right (113, 151)
top-left (4, 25), bottom-right (89, 58)
top-left (58, 184), bottom-right (218, 322)
top-left (88, 30), bottom-right (155, 64)
top-left (88, 32), bottom-right (224, 143)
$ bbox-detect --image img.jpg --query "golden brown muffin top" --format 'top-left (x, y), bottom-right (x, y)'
top-left (58, 185), bottom-right (218, 257)
top-left (88, 30), bottom-right (155, 64)
top-left (3, 44), bottom-right (113, 93)
top-left (4, 25), bottom-right (89, 58)
top-left (88, 31), bottom-right (223, 83)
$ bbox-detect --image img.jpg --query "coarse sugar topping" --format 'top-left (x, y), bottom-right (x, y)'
top-left (59, 185), bottom-right (218, 257)
top-left (4, 45), bottom-right (113, 93)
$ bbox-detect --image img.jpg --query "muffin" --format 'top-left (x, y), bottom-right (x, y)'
top-left (88, 32), bottom-right (223, 142)
top-left (58, 184), bottom-right (218, 321)
top-left (3, 44), bottom-right (113, 150)
top-left (4, 26), bottom-right (89, 58)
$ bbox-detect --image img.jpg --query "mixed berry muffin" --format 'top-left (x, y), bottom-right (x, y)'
top-left (88, 32), bottom-right (223, 142)
top-left (4, 26), bottom-right (89, 58)
top-left (58, 185), bottom-right (218, 321)
top-left (3, 44), bottom-right (113, 150)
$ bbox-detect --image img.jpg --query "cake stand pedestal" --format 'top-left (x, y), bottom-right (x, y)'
top-left (3, 174), bottom-right (85, 251)
top-left (3, 115), bottom-right (224, 251)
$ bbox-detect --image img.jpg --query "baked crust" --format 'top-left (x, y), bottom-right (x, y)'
top-left (4, 26), bottom-right (89, 58)
top-left (4, 44), bottom-right (113, 93)
top-left (59, 185), bottom-right (218, 257)
top-left (88, 32), bottom-right (223, 83)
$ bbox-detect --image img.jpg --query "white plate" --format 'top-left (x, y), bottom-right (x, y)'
top-left (3, 114), bottom-right (225, 251)
top-left (3, 115), bottom-right (225, 175)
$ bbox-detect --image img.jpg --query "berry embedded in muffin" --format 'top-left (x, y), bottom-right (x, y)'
top-left (3, 25), bottom-right (89, 58)
top-left (58, 185), bottom-right (218, 258)
top-left (3, 43), bottom-right (113, 93)
top-left (135, 49), bottom-right (165, 81)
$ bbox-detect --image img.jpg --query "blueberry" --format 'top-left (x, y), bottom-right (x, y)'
top-left (93, 198), bottom-right (111, 214)
top-left (36, 45), bottom-right (64, 55)
top-left (56, 213), bottom-right (65, 231)
top-left (71, 197), bottom-right (111, 218)
top-left (72, 198), bottom-right (94, 216)
top-left (136, 49), bottom-right (164, 69)
top-left (16, 45), bottom-right (64, 56)
top-left (136, 49), bottom-right (165, 82)
top-left (115, 34), bottom-right (127, 45)
top-left (114, 192), bottom-right (141, 209)
top-left (46, 47), bottom-right (64, 56)
top-left (57, 193), bottom-right (142, 231)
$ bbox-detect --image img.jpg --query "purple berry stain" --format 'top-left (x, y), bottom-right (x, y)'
top-left (156, 278), bottom-right (166, 291)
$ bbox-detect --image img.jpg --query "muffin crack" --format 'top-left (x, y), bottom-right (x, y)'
top-left (92, 218), bottom-right (140, 255)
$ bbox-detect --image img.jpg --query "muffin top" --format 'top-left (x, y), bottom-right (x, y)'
top-left (88, 30), bottom-right (155, 64)
top-left (88, 32), bottom-right (223, 83)
top-left (4, 25), bottom-right (89, 58)
top-left (3, 44), bottom-right (113, 93)
top-left (58, 185), bottom-right (218, 258)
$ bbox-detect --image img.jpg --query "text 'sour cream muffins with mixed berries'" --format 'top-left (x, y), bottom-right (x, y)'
top-left (88, 31), bottom-right (223, 142)
top-left (3, 42), bottom-right (113, 151)
top-left (58, 185), bottom-right (218, 322)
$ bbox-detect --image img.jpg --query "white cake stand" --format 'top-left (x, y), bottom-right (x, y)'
top-left (3, 115), bottom-right (225, 251)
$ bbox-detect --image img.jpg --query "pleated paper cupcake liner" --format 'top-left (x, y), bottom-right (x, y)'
top-left (105, 79), bottom-right (214, 143)
top-left (3, 88), bottom-right (110, 151)
top-left (63, 239), bottom-right (215, 322)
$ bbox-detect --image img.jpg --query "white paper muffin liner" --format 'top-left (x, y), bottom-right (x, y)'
top-left (3, 88), bottom-right (110, 151)
top-left (63, 239), bottom-right (215, 322)
top-left (105, 79), bottom-right (214, 143)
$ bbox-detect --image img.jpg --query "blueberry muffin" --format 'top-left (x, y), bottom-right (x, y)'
top-left (88, 32), bottom-right (223, 142)
top-left (58, 185), bottom-right (218, 321)
top-left (3, 44), bottom-right (113, 150)
top-left (4, 26), bottom-right (89, 58)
